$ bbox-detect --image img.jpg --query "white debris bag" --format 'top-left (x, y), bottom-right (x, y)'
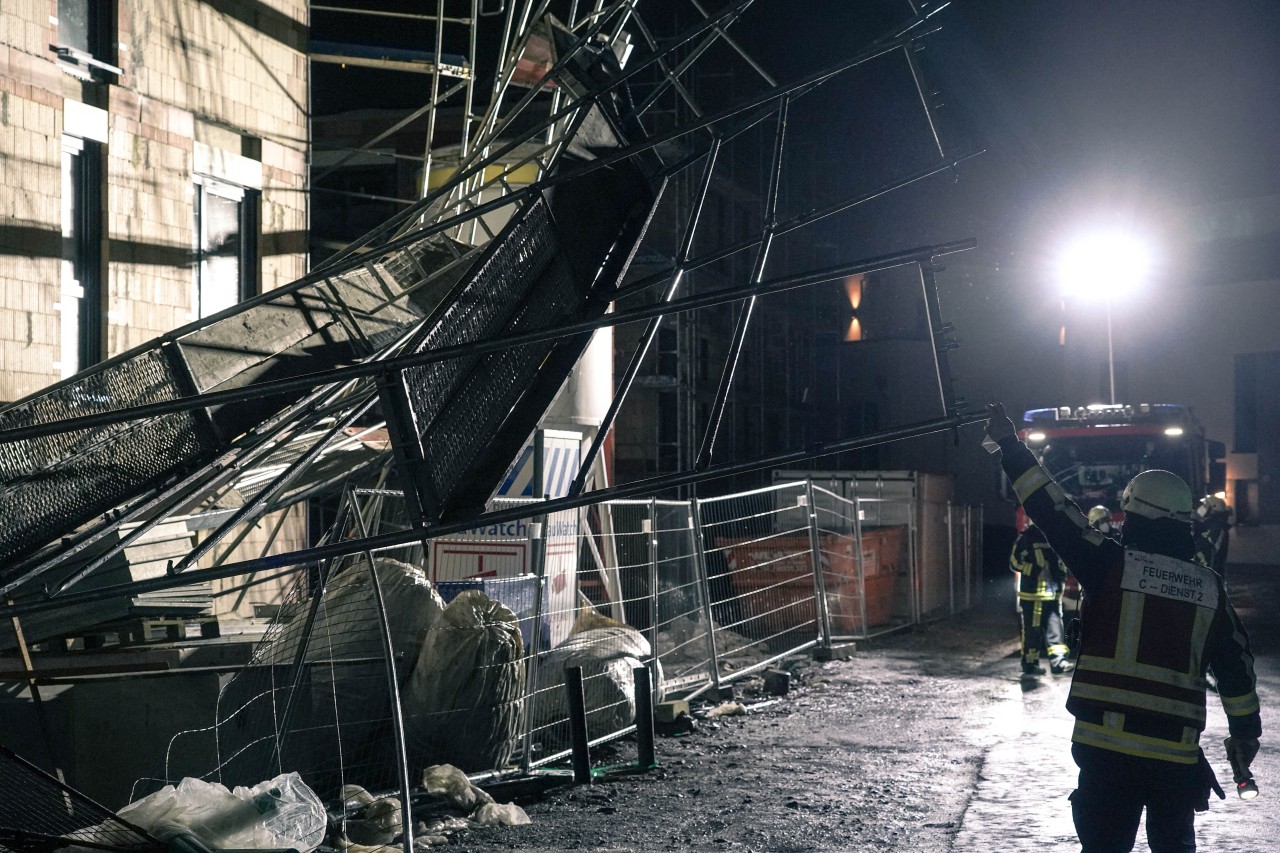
top-left (251, 558), bottom-right (445, 785)
top-left (532, 624), bottom-right (657, 734)
top-left (404, 592), bottom-right (525, 771)
top-left (420, 763), bottom-right (494, 812)
top-left (471, 802), bottom-right (531, 826)
top-left (340, 794), bottom-right (403, 847)
top-left (268, 557), bottom-right (444, 677)
top-left (115, 772), bottom-right (326, 852)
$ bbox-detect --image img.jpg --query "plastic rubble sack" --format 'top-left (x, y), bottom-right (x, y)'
top-left (114, 772), bottom-right (326, 852)
top-left (232, 558), bottom-right (444, 791)
top-left (265, 557), bottom-right (444, 677)
top-left (471, 802), bottom-right (531, 826)
top-left (404, 592), bottom-right (525, 772)
top-left (532, 621), bottom-right (663, 734)
top-left (420, 763), bottom-right (495, 812)
top-left (340, 794), bottom-right (403, 847)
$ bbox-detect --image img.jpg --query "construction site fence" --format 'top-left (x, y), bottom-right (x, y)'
top-left (127, 480), bottom-right (982, 813)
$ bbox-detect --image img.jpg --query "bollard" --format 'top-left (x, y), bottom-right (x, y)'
top-left (565, 666), bottom-right (592, 784)
top-left (634, 665), bottom-right (655, 770)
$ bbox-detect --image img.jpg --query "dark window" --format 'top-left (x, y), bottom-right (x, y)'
top-left (657, 390), bottom-right (679, 472)
top-left (657, 326), bottom-right (678, 377)
top-left (195, 181), bottom-right (260, 318)
top-left (1235, 352), bottom-right (1258, 453)
top-left (55, 1), bottom-right (117, 77)
top-left (59, 135), bottom-right (103, 376)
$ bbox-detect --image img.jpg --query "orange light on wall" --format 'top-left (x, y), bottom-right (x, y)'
top-left (842, 275), bottom-right (864, 341)
top-left (844, 275), bottom-right (863, 310)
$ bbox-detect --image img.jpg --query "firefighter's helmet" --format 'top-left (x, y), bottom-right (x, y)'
top-left (1198, 494), bottom-right (1228, 517)
top-left (1087, 505), bottom-right (1110, 527)
top-left (1121, 470), bottom-right (1194, 522)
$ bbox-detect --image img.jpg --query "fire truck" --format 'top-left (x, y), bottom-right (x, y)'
top-left (1013, 403), bottom-right (1227, 610)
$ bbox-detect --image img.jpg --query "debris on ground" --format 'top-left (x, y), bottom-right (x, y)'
top-left (332, 765), bottom-right (530, 851)
top-left (114, 772), bottom-right (327, 852)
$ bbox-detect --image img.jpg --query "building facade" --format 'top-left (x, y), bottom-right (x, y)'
top-left (0, 0), bottom-right (311, 618)
top-left (0, 0), bottom-right (309, 401)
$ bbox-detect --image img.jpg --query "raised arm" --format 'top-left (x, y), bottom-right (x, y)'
top-left (985, 403), bottom-right (1122, 590)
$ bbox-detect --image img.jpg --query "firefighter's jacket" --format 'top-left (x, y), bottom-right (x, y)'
top-left (999, 435), bottom-right (1261, 765)
top-left (1009, 525), bottom-right (1067, 602)
top-left (1193, 508), bottom-right (1232, 569)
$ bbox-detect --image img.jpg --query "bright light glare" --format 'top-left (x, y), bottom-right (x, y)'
top-left (1056, 230), bottom-right (1152, 300)
top-left (1214, 491), bottom-right (1227, 500)
top-left (1164, 426), bottom-right (1184, 437)
top-left (1028, 431), bottom-right (1047, 442)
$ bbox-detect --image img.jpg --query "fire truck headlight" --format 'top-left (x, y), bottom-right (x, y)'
top-left (1164, 427), bottom-right (1184, 437)
top-left (1028, 432), bottom-right (1046, 442)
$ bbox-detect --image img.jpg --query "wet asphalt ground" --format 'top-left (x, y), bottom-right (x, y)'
top-left (457, 563), bottom-right (1280, 852)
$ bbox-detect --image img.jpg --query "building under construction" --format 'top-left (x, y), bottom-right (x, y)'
top-left (0, 2), bottom-right (985, 850)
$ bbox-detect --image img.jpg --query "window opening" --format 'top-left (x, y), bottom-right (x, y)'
top-left (58, 135), bottom-right (103, 377)
top-left (194, 180), bottom-right (259, 318)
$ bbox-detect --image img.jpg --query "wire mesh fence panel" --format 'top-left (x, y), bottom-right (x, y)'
top-left (817, 492), bottom-right (916, 641)
top-left (340, 491), bottom-right (534, 783)
top-left (590, 500), bottom-right (714, 699)
top-left (697, 483), bottom-right (819, 683)
top-left (525, 505), bottom-right (650, 768)
top-left (0, 746), bottom-right (162, 852)
top-left (652, 501), bottom-right (716, 697)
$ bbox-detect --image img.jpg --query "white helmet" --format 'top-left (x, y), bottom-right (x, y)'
top-left (1120, 470), bottom-right (1194, 522)
top-left (1200, 494), bottom-right (1227, 514)
top-left (1087, 505), bottom-right (1111, 527)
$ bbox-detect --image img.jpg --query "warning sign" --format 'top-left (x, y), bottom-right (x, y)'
top-left (1121, 550), bottom-right (1219, 610)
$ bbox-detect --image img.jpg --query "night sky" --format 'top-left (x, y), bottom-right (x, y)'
top-left (719, 1), bottom-right (1280, 502)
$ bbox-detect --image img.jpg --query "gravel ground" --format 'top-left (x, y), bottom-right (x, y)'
top-left (454, 581), bottom-right (1022, 852)
top-left (419, 564), bottom-right (1280, 852)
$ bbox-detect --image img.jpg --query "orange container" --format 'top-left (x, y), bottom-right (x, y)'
top-left (720, 526), bottom-right (907, 634)
top-left (818, 526), bottom-right (906, 633)
top-left (720, 536), bottom-right (819, 632)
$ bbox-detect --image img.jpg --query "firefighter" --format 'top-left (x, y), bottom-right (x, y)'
top-left (984, 403), bottom-right (1260, 852)
top-left (1193, 494), bottom-right (1234, 578)
top-left (1009, 521), bottom-right (1072, 675)
top-left (1087, 505), bottom-right (1113, 536)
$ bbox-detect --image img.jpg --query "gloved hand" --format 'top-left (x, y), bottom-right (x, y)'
top-left (1196, 749), bottom-right (1225, 812)
top-left (1226, 736), bottom-right (1261, 775)
top-left (985, 402), bottom-right (1018, 445)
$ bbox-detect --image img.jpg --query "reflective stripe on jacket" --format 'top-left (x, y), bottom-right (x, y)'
top-left (1009, 528), bottom-right (1065, 601)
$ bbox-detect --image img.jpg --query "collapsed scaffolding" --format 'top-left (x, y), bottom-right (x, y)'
top-left (0, 1), bottom-right (987, 850)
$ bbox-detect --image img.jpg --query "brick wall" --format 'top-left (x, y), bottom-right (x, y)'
top-left (0, 0), bottom-right (309, 397)
top-left (0, 3), bottom-right (63, 400)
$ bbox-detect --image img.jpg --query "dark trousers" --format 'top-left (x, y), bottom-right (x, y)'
top-left (1071, 743), bottom-right (1199, 852)
top-left (1020, 597), bottom-right (1066, 663)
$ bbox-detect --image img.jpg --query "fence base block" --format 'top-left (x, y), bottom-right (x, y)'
top-left (655, 700), bottom-right (691, 723)
top-left (814, 642), bottom-right (858, 661)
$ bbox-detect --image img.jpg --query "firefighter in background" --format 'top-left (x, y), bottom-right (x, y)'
top-left (1010, 521), bottom-right (1072, 675)
top-left (984, 403), bottom-right (1260, 852)
top-left (1193, 494), bottom-right (1234, 577)
top-left (1087, 505), bottom-right (1114, 537)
